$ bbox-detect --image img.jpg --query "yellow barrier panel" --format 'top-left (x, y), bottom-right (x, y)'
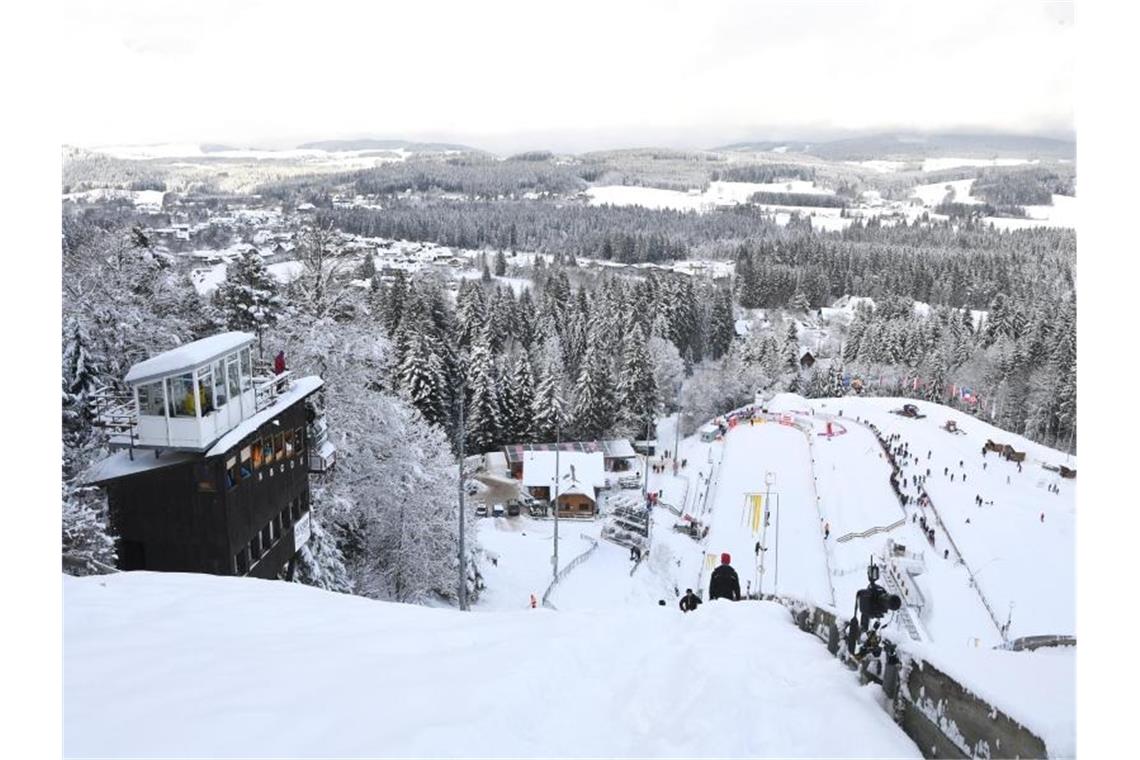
top-left (745, 494), bottom-right (764, 535)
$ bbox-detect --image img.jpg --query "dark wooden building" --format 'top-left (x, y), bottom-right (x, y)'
top-left (87, 332), bottom-right (335, 579)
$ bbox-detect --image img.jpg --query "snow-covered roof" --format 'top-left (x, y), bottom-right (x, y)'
top-left (503, 439), bottom-right (635, 465)
top-left (124, 332), bottom-right (255, 385)
top-left (601, 439), bottom-right (636, 459)
top-left (84, 449), bottom-right (199, 485)
top-left (521, 451), bottom-right (605, 493)
top-left (558, 481), bottom-right (595, 500)
top-left (205, 376), bottom-right (324, 457)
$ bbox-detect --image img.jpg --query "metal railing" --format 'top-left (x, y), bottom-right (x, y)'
top-left (89, 385), bottom-right (138, 434)
top-left (541, 535), bottom-right (600, 609)
top-left (835, 518), bottom-right (906, 543)
top-left (253, 370), bottom-right (293, 412)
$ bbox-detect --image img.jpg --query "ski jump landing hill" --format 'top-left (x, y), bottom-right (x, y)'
top-left (638, 392), bottom-right (1074, 756)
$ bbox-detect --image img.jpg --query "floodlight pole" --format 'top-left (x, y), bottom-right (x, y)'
top-left (553, 421), bottom-right (561, 580)
top-left (672, 381), bottom-right (683, 476)
top-left (766, 471), bottom-right (778, 596)
top-left (457, 390), bottom-right (468, 611)
top-left (642, 417), bottom-right (651, 499)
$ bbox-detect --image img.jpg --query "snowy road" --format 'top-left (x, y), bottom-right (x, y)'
top-left (65, 573), bottom-right (920, 758)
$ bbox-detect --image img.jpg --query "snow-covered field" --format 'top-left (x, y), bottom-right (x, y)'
top-left (65, 572), bottom-right (918, 758)
top-left (457, 271), bottom-right (534, 296)
top-left (985, 193), bottom-right (1077, 230)
top-left (921, 157), bottom-right (1038, 172)
top-left (474, 515), bottom-right (599, 611)
top-left (910, 178), bottom-right (981, 206)
top-left (846, 160), bottom-right (909, 174)
top-left (821, 295), bottom-right (988, 331)
top-left (586, 180), bottom-right (834, 213)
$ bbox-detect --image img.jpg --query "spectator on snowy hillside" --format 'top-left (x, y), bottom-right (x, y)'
top-left (708, 553), bottom-right (741, 601)
top-left (679, 589), bottom-right (702, 613)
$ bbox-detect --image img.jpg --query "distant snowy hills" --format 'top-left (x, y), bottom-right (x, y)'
top-left (77, 131), bottom-right (1073, 163)
top-left (713, 132), bottom-right (1075, 161)
top-left (80, 139), bottom-right (477, 161)
top-left (296, 138), bottom-right (477, 153)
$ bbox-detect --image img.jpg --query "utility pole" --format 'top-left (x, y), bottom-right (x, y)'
top-left (672, 381), bottom-right (683, 476)
top-left (642, 417), bottom-right (651, 499)
top-left (552, 420), bottom-right (561, 580)
top-left (457, 390), bottom-right (468, 611)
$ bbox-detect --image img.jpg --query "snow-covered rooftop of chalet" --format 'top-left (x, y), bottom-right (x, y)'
top-left (124, 332), bottom-right (255, 385)
top-left (205, 376), bottom-right (324, 457)
top-left (521, 451), bottom-right (605, 492)
top-left (558, 481), bottom-right (596, 500)
top-left (84, 449), bottom-right (199, 485)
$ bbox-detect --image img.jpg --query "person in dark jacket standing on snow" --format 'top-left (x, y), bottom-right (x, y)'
top-left (679, 589), bottom-right (702, 612)
top-left (709, 553), bottom-right (741, 601)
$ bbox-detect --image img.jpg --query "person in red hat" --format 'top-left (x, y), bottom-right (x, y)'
top-left (708, 552), bottom-right (741, 601)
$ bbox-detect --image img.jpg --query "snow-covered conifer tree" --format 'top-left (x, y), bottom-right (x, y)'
top-left (214, 248), bottom-right (283, 356)
top-left (61, 482), bottom-right (116, 576)
top-left (464, 328), bottom-right (501, 454)
top-left (503, 351), bottom-right (536, 443)
top-left (398, 330), bottom-right (449, 427)
top-left (572, 331), bottom-right (616, 440)
top-left (618, 323), bottom-right (658, 436)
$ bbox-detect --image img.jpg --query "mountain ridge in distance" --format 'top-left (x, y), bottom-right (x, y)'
top-left (712, 132), bottom-right (1075, 161)
top-left (296, 138), bottom-right (480, 153)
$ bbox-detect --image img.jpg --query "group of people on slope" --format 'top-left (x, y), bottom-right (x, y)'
top-left (677, 553), bottom-right (741, 613)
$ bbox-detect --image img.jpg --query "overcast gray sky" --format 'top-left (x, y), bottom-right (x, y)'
top-left (62, 0), bottom-right (1074, 152)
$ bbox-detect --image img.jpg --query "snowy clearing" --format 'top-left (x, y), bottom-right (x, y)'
top-left (921, 157), bottom-right (1038, 172)
top-left (984, 194), bottom-right (1077, 230)
top-left (586, 180), bottom-right (834, 214)
top-left (845, 160), bottom-right (909, 174)
top-left (911, 178), bottom-right (981, 207)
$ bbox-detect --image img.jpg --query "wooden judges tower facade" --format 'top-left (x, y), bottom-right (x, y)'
top-left (86, 332), bottom-right (336, 579)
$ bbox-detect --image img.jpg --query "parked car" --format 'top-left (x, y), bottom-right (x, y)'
top-left (506, 502), bottom-right (520, 517)
top-left (475, 504), bottom-right (488, 517)
top-left (492, 504), bottom-right (505, 518)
